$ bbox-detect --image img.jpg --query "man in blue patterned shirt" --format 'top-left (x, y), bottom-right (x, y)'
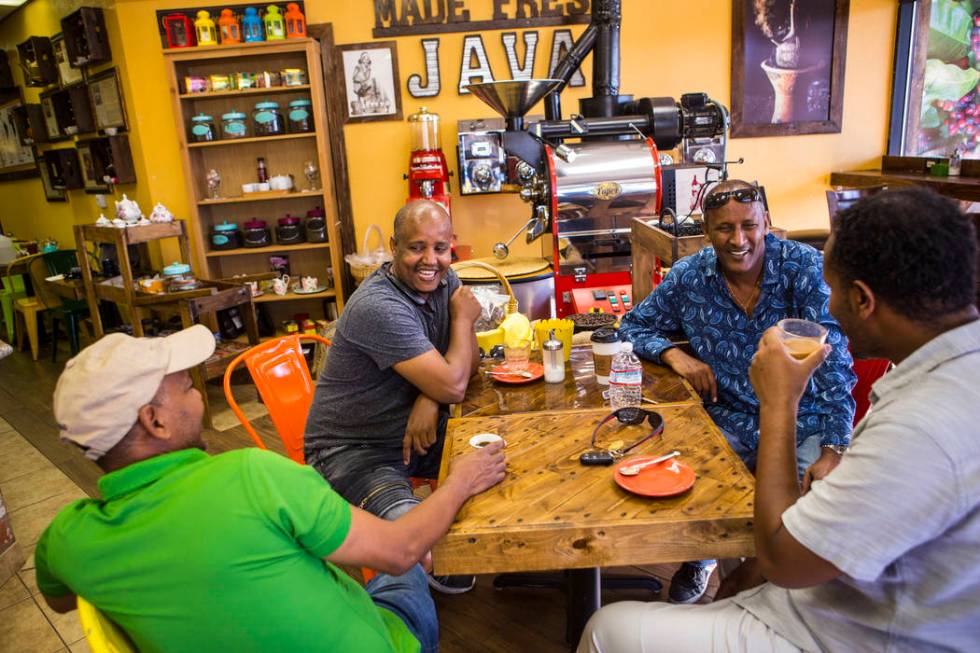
top-left (619, 179), bottom-right (856, 603)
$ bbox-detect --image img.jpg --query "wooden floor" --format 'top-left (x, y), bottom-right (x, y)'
top-left (0, 337), bottom-right (718, 652)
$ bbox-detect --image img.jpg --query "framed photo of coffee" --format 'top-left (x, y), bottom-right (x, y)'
top-left (87, 68), bottom-right (127, 133)
top-left (51, 33), bottom-right (83, 88)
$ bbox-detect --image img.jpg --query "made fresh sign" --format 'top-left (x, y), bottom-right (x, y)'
top-left (372, 0), bottom-right (590, 37)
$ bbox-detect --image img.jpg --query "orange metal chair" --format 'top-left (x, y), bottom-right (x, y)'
top-left (223, 334), bottom-right (331, 463)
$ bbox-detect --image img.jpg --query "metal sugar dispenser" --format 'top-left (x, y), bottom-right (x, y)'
top-left (542, 329), bottom-right (565, 384)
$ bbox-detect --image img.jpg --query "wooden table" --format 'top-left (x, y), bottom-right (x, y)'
top-left (438, 355), bottom-right (755, 647)
top-left (457, 346), bottom-right (700, 417)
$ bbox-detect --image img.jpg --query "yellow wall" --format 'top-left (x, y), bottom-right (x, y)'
top-left (0, 0), bottom-right (898, 266)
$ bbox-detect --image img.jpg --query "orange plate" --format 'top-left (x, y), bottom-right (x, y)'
top-left (490, 362), bottom-right (544, 384)
top-left (614, 455), bottom-right (696, 497)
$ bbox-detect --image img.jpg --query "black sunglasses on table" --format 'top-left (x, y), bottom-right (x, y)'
top-left (579, 407), bottom-right (665, 466)
top-left (703, 186), bottom-right (763, 211)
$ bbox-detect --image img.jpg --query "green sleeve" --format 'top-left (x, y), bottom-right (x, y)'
top-left (242, 449), bottom-right (352, 558)
top-left (34, 526), bottom-right (72, 597)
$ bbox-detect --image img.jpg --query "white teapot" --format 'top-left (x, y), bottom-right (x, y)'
top-left (115, 194), bottom-right (142, 223)
top-left (148, 203), bottom-right (174, 223)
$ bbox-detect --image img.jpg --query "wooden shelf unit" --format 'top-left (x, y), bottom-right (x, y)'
top-left (179, 84), bottom-right (312, 100)
top-left (165, 38), bottom-right (345, 325)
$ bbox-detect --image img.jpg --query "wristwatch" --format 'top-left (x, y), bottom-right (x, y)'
top-left (821, 444), bottom-right (848, 455)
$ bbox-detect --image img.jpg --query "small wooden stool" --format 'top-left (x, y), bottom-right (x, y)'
top-left (14, 297), bottom-right (44, 361)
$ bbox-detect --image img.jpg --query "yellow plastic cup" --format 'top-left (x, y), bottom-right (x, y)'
top-left (534, 318), bottom-right (574, 361)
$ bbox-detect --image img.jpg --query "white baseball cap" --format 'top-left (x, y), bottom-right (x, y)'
top-left (53, 325), bottom-right (216, 460)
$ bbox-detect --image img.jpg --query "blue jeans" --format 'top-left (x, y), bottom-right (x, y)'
top-left (311, 413), bottom-right (447, 519)
top-left (366, 564), bottom-right (438, 653)
top-left (688, 433), bottom-right (822, 571)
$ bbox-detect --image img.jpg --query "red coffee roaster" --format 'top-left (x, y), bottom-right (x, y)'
top-left (405, 107), bottom-right (451, 212)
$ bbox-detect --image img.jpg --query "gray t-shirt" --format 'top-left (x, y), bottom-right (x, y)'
top-left (304, 263), bottom-right (460, 458)
top-left (734, 319), bottom-right (980, 652)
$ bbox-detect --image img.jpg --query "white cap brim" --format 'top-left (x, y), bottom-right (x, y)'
top-left (164, 324), bottom-right (216, 374)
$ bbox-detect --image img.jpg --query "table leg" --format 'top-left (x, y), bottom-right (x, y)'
top-left (565, 567), bottom-right (600, 649)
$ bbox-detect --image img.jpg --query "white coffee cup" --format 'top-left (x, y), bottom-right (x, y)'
top-left (272, 275), bottom-right (290, 296)
top-left (301, 275), bottom-right (318, 292)
top-left (469, 433), bottom-right (505, 449)
top-left (242, 183), bottom-right (256, 194)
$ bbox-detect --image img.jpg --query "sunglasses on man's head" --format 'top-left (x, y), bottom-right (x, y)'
top-left (703, 187), bottom-right (762, 211)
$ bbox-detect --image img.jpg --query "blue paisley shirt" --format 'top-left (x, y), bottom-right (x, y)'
top-left (620, 234), bottom-right (856, 450)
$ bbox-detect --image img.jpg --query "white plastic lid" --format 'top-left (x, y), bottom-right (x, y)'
top-left (620, 342), bottom-right (633, 353)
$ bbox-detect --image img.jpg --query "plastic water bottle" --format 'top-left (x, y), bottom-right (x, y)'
top-left (609, 342), bottom-right (642, 409)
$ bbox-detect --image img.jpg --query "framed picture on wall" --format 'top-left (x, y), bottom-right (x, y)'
top-left (37, 151), bottom-right (66, 201)
top-left (730, 0), bottom-right (849, 137)
top-left (87, 68), bottom-right (127, 133)
top-left (0, 93), bottom-right (38, 182)
top-left (337, 41), bottom-right (402, 124)
top-left (39, 91), bottom-right (64, 141)
top-left (76, 140), bottom-right (110, 193)
top-left (888, 0), bottom-right (980, 158)
top-left (51, 33), bottom-right (83, 87)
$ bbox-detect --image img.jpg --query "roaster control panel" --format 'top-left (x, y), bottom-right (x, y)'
top-left (570, 284), bottom-right (634, 315)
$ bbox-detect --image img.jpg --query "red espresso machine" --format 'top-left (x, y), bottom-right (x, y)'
top-left (405, 107), bottom-right (451, 212)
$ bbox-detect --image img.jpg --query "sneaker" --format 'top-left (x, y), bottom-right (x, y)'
top-left (668, 562), bottom-right (717, 604)
top-left (427, 573), bottom-right (476, 594)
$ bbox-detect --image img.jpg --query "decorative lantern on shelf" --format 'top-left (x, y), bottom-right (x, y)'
top-left (218, 9), bottom-right (242, 45)
top-left (242, 7), bottom-right (264, 42)
top-left (284, 3), bottom-right (306, 38)
top-left (162, 13), bottom-right (196, 49)
top-left (194, 10), bottom-right (218, 46)
top-left (263, 5), bottom-right (286, 40)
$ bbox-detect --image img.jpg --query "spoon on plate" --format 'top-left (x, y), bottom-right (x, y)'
top-left (618, 450), bottom-right (681, 476)
top-left (487, 369), bottom-right (535, 379)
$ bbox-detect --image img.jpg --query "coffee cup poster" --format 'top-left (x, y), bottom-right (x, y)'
top-left (731, 0), bottom-right (849, 138)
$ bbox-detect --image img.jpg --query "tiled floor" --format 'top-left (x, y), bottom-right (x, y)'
top-left (0, 417), bottom-right (92, 653)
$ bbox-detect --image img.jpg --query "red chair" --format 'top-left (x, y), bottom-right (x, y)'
top-left (223, 334), bottom-right (330, 463)
top-left (851, 356), bottom-right (891, 425)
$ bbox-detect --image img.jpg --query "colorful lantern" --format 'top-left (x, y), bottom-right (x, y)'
top-left (162, 13), bottom-right (196, 49)
top-left (218, 9), bottom-right (242, 45)
top-left (284, 3), bottom-right (306, 38)
top-left (263, 5), bottom-right (286, 41)
top-left (242, 7), bottom-right (264, 42)
top-left (194, 10), bottom-right (218, 47)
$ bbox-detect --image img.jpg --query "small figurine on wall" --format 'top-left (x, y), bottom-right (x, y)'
top-left (242, 7), bottom-right (264, 42)
top-left (194, 10), bottom-right (218, 47)
top-left (284, 3), bottom-right (306, 38)
top-left (264, 5), bottom-right (286, 41)
top-left (162, 13), bottom-right (196, 49)
top-left (218, 9), bottom-right (242, 45)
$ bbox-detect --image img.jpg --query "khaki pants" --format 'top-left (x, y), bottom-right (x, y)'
top-left (576, 598), bottom-right (802, 653)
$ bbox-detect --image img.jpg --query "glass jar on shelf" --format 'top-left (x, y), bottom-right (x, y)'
top-left (276, 215), bottom-right (304, 244)
top-left (221, 111), bottom-right (248, 139)
top-left (162, 262), bottom-right (200, 292)
top-left (242, 219), bottom-right (271, 248)
top-left (189, 113), bottom-right (216, 142)
top-left (287, 98), bottom-right (313, 133)
top-left (252, 101), bottom-right (284, 136)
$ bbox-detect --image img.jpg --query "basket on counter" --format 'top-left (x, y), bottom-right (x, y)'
top-left (345, 224), bottom-right (391, 286)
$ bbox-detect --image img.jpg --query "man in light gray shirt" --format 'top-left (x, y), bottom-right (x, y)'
top-left (578, 187), bottom-right (980, 652)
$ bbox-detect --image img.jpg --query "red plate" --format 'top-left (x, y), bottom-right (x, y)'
top-left (490, 362), bottom-right (544, 384)
top-left (614, 455), bottom-right (696, 497)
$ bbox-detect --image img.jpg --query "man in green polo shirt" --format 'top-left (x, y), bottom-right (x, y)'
top-left (35, 325), bottom-right (506, 653)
